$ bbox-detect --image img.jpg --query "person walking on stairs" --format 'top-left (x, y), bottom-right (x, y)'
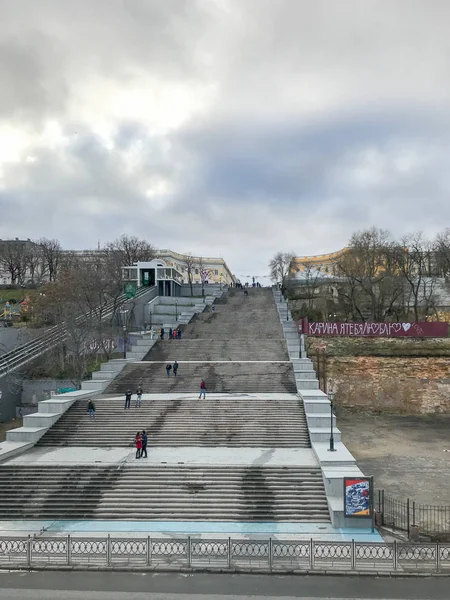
top-left (136, 384), bottom-right (143, 407)
top-left (160, 327), bottom-right (165, 340)
top-left (87, 399), bottom-right (96, 419)
top-left (141, 430), bottom-right (148, 458)
top-left (166, 363), bottom-right (172, 377)
top-left (169, 327), bottom-right (173, 340)
top-left (173, 360), bottom-right (179, 377)
top-left (199, 378), bottom-right (206, 399)
top-left (135, 432), bottom-right (142, 459)
top-left (124, 388), bottom-right (132, 409)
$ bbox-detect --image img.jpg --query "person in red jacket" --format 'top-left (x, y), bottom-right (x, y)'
top-left (135, 432), bottom-right (142, 459)
top-left (199, 379), bottom-right (206, 400)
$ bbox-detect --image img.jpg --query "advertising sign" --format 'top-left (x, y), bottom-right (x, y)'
top-left (344, 477), bottom-right (372, 518)
top-left (299, 320), bottom-right (448, 338)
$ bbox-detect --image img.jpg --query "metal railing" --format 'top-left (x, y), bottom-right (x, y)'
top-left (0, 286), bottom-right (154, 380)
top-left (0, 536), bottom-right (449, 573)
top-left (378, 490), bottom-right (450, 540)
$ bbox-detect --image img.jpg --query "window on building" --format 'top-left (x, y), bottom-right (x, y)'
top-left (195, 269), bottom-right (199, 274)
top-left (214, 270), bottom-right (218, 275)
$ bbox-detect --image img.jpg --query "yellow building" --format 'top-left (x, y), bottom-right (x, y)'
top-left (291, 248), bottom-right (349, 275)
top-left (156, 249), bottom-right (235, 286)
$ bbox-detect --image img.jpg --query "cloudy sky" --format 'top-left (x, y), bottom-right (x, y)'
top-left (1, 0), bottom-right (450, 279)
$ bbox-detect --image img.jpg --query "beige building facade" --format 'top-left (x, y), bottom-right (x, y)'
top-left (156, 249), bottom-right (235, 286)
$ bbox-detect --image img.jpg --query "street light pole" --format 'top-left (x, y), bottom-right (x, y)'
top-left (123, 325), bottom-right (127, 359)
top-left (286, 301), bottom-right (289, 321)
top-left (328, 390), bottom-right (336, 452)
top-left (175, 301), bottom-right (178, 322)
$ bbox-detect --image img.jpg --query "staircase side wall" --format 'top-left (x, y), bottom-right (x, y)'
top-left (272, 288), bottom-right (373, 530)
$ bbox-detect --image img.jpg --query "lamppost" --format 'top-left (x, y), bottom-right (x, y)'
top-left (175, 300), bottom-right (178, 322)
top-left (286, 301), bottom-right (289, 321)
top-left (149, 309), bottom-right (152, 330)
top-left (123, 325), bottom-right (127, 359)
top-left (328, 390), bottom-right (336, 452)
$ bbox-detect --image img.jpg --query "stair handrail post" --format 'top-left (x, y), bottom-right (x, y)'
top-left (268, 537), bottom-right (273, 570)
top-left (147, 536), bottom-right (152, 566)
top-left (187, 536), bottom-right (192, 567)
top-left (227, 537), bottom-right (231, 569)
top-left (106, 534), bottom-right (111, 566)
top-left (26, 535), bottom-right (31, 567)
top-left (67, 534), bottom-right (72, 566)
top-left (309, 538), bottom-right (315, 570)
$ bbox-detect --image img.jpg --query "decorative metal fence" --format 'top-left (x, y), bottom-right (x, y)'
top-left (0, 536), bottom-right (449, 573)
top-left (378, 490), bottom-right (450, 540)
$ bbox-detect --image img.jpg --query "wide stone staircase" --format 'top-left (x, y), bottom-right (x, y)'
top-left (37, 397), bottom-right (310, 447)
top-left (0, 465), bottom-right (329, 521)
top-left (0, 286), bottom-right (331, 525)
top-left (105, 287), bottom-right (296, 394)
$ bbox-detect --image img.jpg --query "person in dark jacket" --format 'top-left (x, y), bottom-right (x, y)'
top-left (124, 389), bottom-right (132, 409)
top-left (141, 430), bottom-right (148, 458)
top-left (136, 384), bottom-right (143, 407)
top-left (87, 399), bottom-right (96, 419)
top-left (166, 364), bottom-right (172, 377)
top-left (173, 360), bottom-right (179, 376)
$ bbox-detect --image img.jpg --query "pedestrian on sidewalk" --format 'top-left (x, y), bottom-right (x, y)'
top-left (87, 399), bottom-right (96, 419)
top-left (160, 327), bottom-right (165, 340)
top-left (135, 432), bottom-right (142, 459)
top-left (166, 363), bottom-right (172, 377)
top-left (199, 379), bottom-right (206, 399)
top-left (141, 430), bottom-right (148, 458)
top-left (173, 360), bottom-right (179, 376)
top-left (136, 384), bottom-right (143, 407)
top-left (124, 388), bottom-right (132, 409)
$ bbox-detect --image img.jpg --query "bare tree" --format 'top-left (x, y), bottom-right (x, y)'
top-left (38, 238), bottom-right (62, 282)
top-left (0, 240), bottom-right (29, 285)
top-left (26, 243), bottom-right (48, 284)
top-left (269, 252), bottom-right (295, 295)
top-left (297, 261), bottom-right (323, 309)
top-left (183, 254), bottom-right (196, 297)
top-left (335, 228), bottom-right (404, 321)
top-left (105, 234), bottom-right (156, 266)
top-left (435, 228), bottom-right (450, 278)
top-left (394, 233), bottom-right (437, 321)
top-left (196, 257), bottom-right (212, 299)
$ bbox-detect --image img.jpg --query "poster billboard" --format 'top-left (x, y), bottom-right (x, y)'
top-left (299, 319), bottom-right (448, 338)
top-left (344, 477), bottom-right (373, 518)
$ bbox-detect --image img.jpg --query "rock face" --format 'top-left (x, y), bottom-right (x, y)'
top-left (308, 337), bottom-right (450, 414)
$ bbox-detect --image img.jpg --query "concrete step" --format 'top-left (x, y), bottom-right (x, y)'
top-left (0, 465), bottom-right (330, 522)
top-left (37, 398), bottom-right (311, 448)
top-left (295, 379), bottom-right (319, 390)
top-left (105, 362), bottom-right (297, 395)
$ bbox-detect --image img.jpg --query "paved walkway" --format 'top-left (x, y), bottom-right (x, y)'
top-left (4, 446), bottom-right (319, 467)
top-left (0, 520), bottom-right (383, 542)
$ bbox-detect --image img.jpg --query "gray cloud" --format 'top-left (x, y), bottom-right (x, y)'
top-left (1, 0), bottom-right (450, 277)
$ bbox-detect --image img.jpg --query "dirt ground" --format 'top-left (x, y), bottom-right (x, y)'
top-left (0, 418), bottom-right (23, 442)
top-left (338, 410), bottom-right (450, 505)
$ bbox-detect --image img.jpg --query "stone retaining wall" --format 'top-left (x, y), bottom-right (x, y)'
top-left (307, 337), bottom-right (450, 414)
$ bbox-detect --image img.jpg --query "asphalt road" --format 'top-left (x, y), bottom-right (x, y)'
top-left (0, 571), bottom-right (448, 600)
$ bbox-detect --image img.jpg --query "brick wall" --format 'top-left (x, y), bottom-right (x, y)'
top-left (307, 337), bottom-right (450, 414)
